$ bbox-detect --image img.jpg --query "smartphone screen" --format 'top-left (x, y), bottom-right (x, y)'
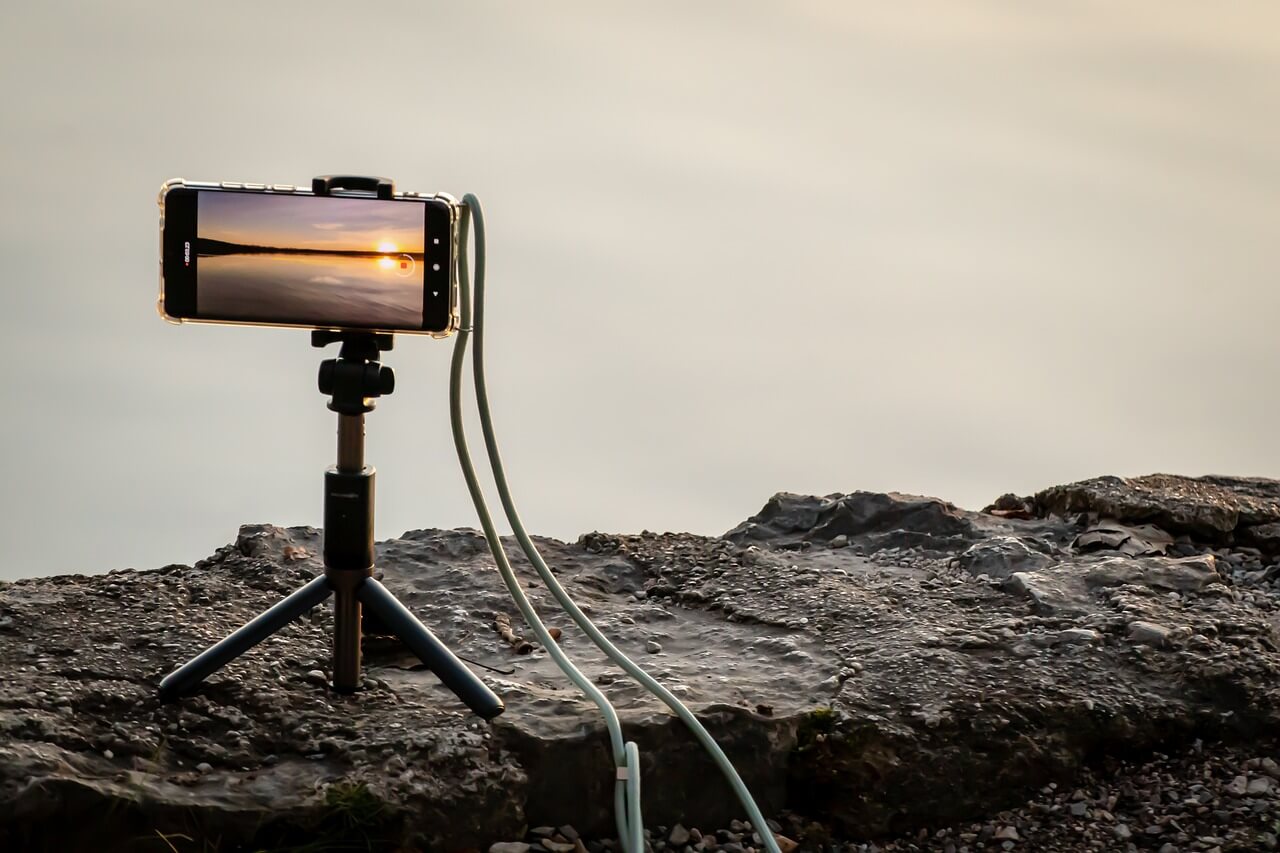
top-left (161, 185), bottom-right (455, 334)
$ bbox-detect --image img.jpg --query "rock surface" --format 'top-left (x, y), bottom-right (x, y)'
top-left (0, 474), bottom-right (1278, 851)
top-left (1034, 473), bottom-right (1280, 542)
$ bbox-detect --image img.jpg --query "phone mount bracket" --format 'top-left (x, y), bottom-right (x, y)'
top-left (157, 176), bottom-right (504, 720)
top-left (312, 175), bottom-right (395, 199)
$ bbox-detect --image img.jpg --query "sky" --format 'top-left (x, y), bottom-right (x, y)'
top-left (1, 3), bottom-right (1279, 579)
top-left (197, 192), bottom-right (426, 253)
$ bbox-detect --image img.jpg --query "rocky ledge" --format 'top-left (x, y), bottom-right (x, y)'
top-left (1, 474), bottom-right (1278, 852)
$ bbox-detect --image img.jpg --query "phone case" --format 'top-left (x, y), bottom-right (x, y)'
top-left (157, 178), bottom-right (461, 338)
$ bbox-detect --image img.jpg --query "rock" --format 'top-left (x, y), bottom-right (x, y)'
top-left (1003, 571), bottom-right (1083, 614)
top-left (1085, 555), bottom-right (1221, 592)
top-left (1057, 628), bottom-right (1102, 646)
top-left (1036, 474), bottom-right (1280, 538)
top-left (2, 475), bottom-right (1280, 849)
top-left (491, 844), bottom-right (532, 853)
top-left (669, 824), bottom-right (690, 845)
top-left (234, 524), bottom-right (320, 558)
top-left (725, 491), bottom-right (977, 551)
top-left (1227, 775), bottom-right (1250, 796)
top-left (1248, 776), bottom-right (1275, 795)
top-left (956, 537), bottom-right (1052, 579)
top-left (1074, 520), bottom-right (1173, 556)
top-left (542, 841), bottom-right (576, 853)
top-left (1239, 521), bottom-right (1280, 557)
top-left (1128, 621), bottom-right (1175, 648)
top-left (1115, 824), bottom-right (1132, 840)
top-left (727, 493), bottom-right (826, 539)
top-left (575, 560), bottom-right (648, 595)
top-left (993, 825), bottom-right (1019, 840)
top-left (983, 493), bottom-right (1035, 520)
top-left (646, 640), bottom-right (663, 654)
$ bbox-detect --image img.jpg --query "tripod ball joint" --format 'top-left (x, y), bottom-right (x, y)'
top-left (317, 358), bottom-right (395, 414)
top-left (313, 329), bottom-right (397, 414)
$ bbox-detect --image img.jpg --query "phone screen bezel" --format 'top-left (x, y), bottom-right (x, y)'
top-left (160, 185), bottom-right (455, 335)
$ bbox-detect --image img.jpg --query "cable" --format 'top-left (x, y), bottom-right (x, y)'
top-left (456, 193), bottom-right (782, 853)
top-left (450, 201), bottom-right (643, 853)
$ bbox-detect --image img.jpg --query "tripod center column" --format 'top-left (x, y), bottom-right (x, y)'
top-left (326, 412), bottom-right (375, 693)
top-left (336, 413), bottom-right (364, 472)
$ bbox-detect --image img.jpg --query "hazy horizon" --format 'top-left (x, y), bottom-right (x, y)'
top-left (2, 3), bottom-right (1279, 580)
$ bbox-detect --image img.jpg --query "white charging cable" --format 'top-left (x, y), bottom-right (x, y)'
top-left (451, 194), bottom-right (781, 853)
top-left (450, 201), bottom-right (643, 852)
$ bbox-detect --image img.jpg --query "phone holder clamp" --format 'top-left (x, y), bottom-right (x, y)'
top-left (312, 175), bottom-right (395, 199)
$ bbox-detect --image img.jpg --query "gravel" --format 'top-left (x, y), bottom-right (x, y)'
top-left (486, 742), bottom-right (1279, 852)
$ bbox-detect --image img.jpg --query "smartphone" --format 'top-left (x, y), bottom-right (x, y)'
top-left (159, 179), bottom-right (459, 336)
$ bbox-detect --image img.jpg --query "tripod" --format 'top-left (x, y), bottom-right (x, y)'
top-left (158, 329), bottom-right (505, 720)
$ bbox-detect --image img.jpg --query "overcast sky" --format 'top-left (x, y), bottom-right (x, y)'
top-left (2, 3), bottom-right (1279, 579)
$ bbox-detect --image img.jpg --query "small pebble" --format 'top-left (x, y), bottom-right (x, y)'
top-left (1249, 776), bottom-right (1275, 795)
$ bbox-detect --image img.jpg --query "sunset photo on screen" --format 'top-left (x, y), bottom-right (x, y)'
top-left (195, 192), bottom-right (426, 329)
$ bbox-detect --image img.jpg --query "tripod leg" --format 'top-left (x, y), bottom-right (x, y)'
top-left (357, 578), bottom-right (505, 720)
top-left (159, 575), bottom-right (333, 700)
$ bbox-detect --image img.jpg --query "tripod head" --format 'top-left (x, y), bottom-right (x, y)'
top-left (313, 330), bottom-right (395, 415)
